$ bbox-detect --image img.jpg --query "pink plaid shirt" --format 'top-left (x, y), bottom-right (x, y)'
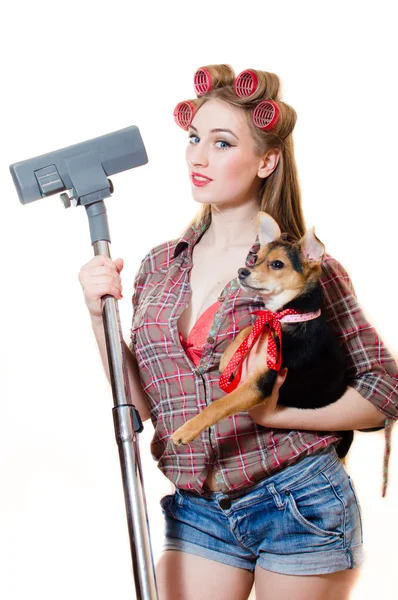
top-left (130, 218), bottom-right (398, 494)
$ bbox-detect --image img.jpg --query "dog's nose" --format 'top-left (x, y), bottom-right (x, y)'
top-left (238, 268), bottom-right (251, 280)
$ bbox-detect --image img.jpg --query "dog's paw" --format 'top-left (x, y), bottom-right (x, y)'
top-left (170, 423), bottom-right (199, 446)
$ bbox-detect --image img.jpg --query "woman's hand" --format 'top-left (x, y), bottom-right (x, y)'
top-left (248, 368), bottom-right (288, 427)
top-left (78, 256), bottom-right (124, 318)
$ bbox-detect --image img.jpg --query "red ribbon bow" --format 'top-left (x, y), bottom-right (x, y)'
top-left (219, 308), bottom-right (299, 393)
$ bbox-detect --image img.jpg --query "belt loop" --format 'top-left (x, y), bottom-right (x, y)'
top-left (267, 483), bottom-right (284, 509)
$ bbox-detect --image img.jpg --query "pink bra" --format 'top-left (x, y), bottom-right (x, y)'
top-left (179, 301), bottom-right (219, 366)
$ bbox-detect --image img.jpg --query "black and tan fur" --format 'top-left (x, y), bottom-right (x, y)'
top-left (171, 212), bottom-right (352, 458)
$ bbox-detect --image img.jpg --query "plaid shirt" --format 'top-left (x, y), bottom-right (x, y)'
top-left (130, 218), bottom-right (398, 495)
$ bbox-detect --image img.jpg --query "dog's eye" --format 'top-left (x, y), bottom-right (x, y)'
top-left (270, 260), bottom-right (285, 270)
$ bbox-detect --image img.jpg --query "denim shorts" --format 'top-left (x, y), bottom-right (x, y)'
top-left (160, 446), bottom-right (364, 575)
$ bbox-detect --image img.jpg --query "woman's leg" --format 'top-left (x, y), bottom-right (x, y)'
top-left (254, 566), bottom-right (360, 600)
top-left (156, 550), bottom-right (254, 600)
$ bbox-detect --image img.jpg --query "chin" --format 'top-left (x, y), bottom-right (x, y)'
top-left (191, 191), bottom-right (215, 205)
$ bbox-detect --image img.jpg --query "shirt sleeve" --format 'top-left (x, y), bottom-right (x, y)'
top-left (321, 256), bottom-right (398, 420)
top-left (128, 253), bottom-right (149, 357)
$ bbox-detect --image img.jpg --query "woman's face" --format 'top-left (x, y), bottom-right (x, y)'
top-left (186, 99), bottom-right (266, 209)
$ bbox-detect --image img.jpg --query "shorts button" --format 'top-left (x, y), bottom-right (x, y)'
top-left (219, 497), bottom-right (232, 510)
top-left (207, 336), bottom-right (215, 345)
top-left (285, 490), bottom-right (290, 496)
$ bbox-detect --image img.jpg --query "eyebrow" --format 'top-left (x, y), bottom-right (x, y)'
top-left (189, 125), bottom-right (239, 140)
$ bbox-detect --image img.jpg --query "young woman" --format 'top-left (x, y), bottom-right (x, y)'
top-left (78, 65), bottom-right (398, 600)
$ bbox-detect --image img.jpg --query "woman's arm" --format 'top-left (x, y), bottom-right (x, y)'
top-left (320, 256), bottom-right (398, 421)
top-left (79, 255), bottom-right (151, 422)
top-left (249, 383), bottom-right (386, 430)
top-left (90, 314), bottom-right (151, 421)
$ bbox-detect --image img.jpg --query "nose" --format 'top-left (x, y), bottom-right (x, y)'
top-left (238, 268), bottom-right (251, 280)
top-left (187, 141), bottom-right (209, 168)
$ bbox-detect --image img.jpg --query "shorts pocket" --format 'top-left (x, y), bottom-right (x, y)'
top-left (160, 491), bottom-right (184, 517)
top-left (160, 494), bottom-right (175, 517)
top-left (284, 473), bottom-right (344, 538)
top-left (348, 476), bottom-right (363, 544)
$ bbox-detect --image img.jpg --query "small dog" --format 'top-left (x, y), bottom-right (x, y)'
top-left (171, 212), bottom-right (352, 458)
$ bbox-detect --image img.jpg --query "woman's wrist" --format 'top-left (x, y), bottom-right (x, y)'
top-left (90, 313), bottom-right (105, 341)
top-left (90, 313), bottom-right (103, 328)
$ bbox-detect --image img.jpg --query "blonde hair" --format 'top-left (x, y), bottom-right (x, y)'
top-left (182, 64), bottom-right (305, 240)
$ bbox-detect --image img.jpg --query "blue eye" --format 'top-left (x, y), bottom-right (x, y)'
top-left (189, 135), bottom-right (200, 144)
top-left (215, 140), bottom-right (231, 149)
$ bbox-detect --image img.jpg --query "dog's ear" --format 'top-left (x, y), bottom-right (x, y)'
top-left (299, 227), bottom-right (325, 264)
top-left (256, 212), bottom-right (281, 247)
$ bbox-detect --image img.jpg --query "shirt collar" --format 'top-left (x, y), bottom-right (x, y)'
top-left (173, 212), bottom-right (212, 259)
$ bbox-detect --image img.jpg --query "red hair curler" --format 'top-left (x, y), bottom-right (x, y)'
top-left (252, 100), bottom-right (279, 131)
top-left (173, 101), bottom-right (195, 130)
top-left (235, 70), bottom-right (259, 98)
top-left (194, 67), bottom-right (212, 96)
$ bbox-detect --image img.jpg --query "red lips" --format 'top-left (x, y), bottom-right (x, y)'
top-left (191, 172), bottom-right (213, 187)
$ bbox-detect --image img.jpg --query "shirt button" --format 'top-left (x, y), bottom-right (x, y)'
top-left (219, 497), bottom-right (232, 510)
top-left (207, 336), bottom-right (215, 345)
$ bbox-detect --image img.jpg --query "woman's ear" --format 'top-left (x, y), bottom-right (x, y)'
top-left (258, 149), bottom-right (280, 179)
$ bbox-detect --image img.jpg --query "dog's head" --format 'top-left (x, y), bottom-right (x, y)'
top-left (238, 212), bottom-right (325, 311)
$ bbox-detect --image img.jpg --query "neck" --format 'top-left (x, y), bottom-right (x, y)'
top-left (281, 283), bottom-right (322, 313)
top-left (202, 198), bottom-right (260, 250)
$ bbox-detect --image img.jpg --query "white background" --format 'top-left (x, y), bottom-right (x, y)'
top-left (2, 1), bottom-right (397, 598)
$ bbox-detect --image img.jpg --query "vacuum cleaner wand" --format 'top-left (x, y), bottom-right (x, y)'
top-left (9, 126), bottom-right (158, 599)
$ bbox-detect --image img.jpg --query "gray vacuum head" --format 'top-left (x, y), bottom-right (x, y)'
top-left (9, 125), bottom-right (148, 206)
